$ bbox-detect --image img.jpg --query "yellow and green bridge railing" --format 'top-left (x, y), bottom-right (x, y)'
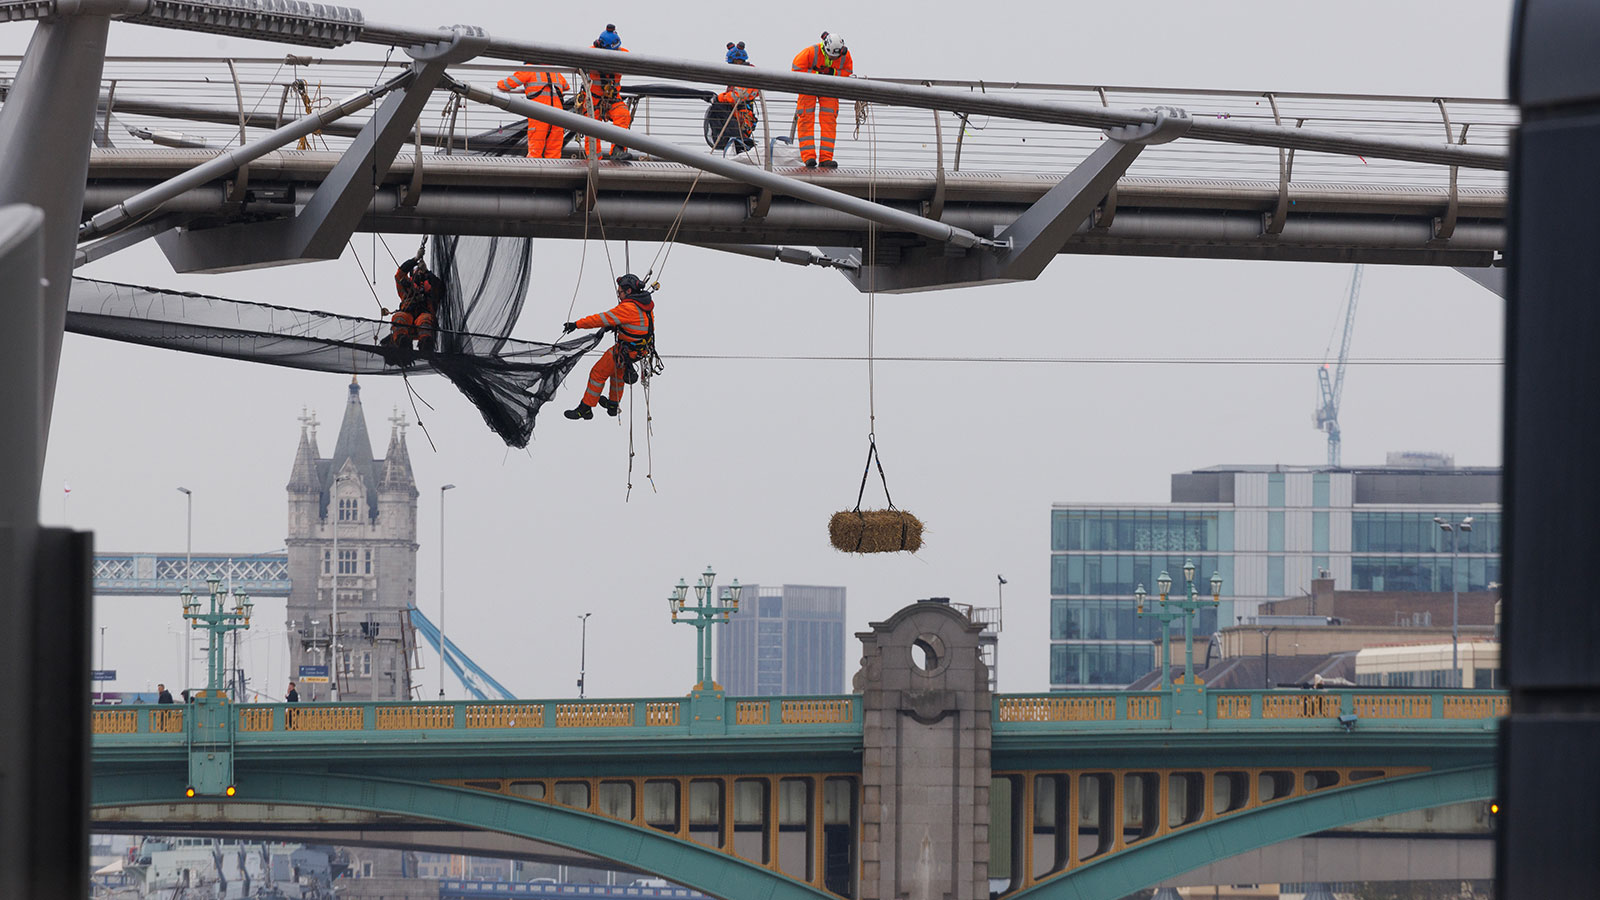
top-left (90, 688), bottom-right (1503, 900)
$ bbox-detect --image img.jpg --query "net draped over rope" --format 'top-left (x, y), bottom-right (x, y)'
top-left (66, 234), bottom-right (603, 448)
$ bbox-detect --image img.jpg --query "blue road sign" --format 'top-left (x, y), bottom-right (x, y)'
top-left (91, 669), bottom-right (116, 681)
top-left (298, 664), bottom-right (330, 684)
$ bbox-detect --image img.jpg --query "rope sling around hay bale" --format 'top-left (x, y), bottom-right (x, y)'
top-left (827, 100), bottom-right (921, 555)
top-left (829, 436), bottom-right (924, 554)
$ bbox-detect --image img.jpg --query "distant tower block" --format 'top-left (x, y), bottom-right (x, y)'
top-left (285, 380), bottom-right (421, 701)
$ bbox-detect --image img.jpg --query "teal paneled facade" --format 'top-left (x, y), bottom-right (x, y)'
top-left (1051, 465), bottom-right (1500, 689)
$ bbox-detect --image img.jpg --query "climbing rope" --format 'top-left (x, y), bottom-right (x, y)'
top-left (400, 370), bottom-right (438, 453)
top-left (643, 97), bottom-right (745, 286)
top-left (859, 98), bottom-right (890, 509)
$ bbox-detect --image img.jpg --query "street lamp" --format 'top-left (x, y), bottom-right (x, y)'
top-left (577, 612), bottom-right (592, 698)
top-left (1434, 516), bottom-right (1475, 687)
top-left (1133, 559), bottom-right (1222, 695)
top-left (180, 577), bottom-right (254, 694)
top-left (668, 566), bottom-right (742, 691)
top-left (177, 486), bottom-right (193, 692)
top-left (439, 483), bottom-right (456, 699)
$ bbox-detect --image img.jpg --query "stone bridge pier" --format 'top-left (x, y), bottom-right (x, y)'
top-left (855, 601), bottom-right (992, 900)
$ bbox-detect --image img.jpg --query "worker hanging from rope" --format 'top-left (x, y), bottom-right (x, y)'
top-left (495, 65), bottom-right (569, 158)
top-left (562, 274), bottom-right (657, 420)
top-left (791, 31), bottom-right (853, 169)
top-left (380, 246), bottom-right (446, 360)
top-left (583, 24), bottom-right (637, 161)
top-left (710, 41), bottom-right (760, 154)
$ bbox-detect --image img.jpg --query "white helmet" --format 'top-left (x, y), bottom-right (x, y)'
top-left (822, 33), bottom-right (847, 57)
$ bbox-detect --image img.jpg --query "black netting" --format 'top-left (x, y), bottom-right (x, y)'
top-left (67, 235), bottom-right (602, 447)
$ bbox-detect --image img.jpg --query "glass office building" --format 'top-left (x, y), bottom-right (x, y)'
top-left (1050, 458), bottom-right (1499, 689)
top-left (717, 585), bottom-right (847, 696)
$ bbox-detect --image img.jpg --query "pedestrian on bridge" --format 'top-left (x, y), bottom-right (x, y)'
top-left (496, 67), bottom-right (570, 159)
top-left (562, 274), bottom-right (657, 420)
top-left (156, 684), bottom-right (174, 704)
top-left (791, 32), bottom-right (852, 168)
top-left (286, 681), bottom-right (299, 703)
top-left (584, 24), bottom-right (636, 161)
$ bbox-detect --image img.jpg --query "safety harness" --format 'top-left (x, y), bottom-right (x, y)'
top-left (613, 292), bottom-right (663, 385)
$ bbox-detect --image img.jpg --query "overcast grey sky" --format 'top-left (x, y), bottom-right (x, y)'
top-left (14, 0), bottom-right (1513, 699)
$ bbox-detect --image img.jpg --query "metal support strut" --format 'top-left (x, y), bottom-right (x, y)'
top-left (155, 26), bottom-right (489, 272)
top-left (446, 75), bottom-right (997, 251)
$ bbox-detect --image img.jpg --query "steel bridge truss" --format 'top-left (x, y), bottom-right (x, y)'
top-left (0, 1), bottom-right (1513, 292)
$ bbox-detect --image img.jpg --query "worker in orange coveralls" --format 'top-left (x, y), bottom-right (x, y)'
top-left (562, 274), bottom-right (655, 420)
top-left (496, 67), bottom-right (570, 158)
top-left (791, 31), bottom-right (852, 168)
top-left (713, 41), bottom-right (760, 153)
top-left (584, 24), bottom-right (636, 161)
top-left (381, 256), bottom-right (444, 355)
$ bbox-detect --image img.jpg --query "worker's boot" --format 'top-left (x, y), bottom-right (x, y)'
top-left (804, 158), bottom-right (817, 169)
top-left (564, 402), bottom-right (594, 421)
top-left (610, 147), bottom-right (638, 162)
top-left (819, 159), bottom-right (838, 169)
top-left (596, 397), bottom-right (621, 417)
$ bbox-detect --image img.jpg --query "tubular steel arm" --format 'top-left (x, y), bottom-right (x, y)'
top-left (396, 24), bottom-right (1505, 169)
top-left (446, 75), bottom-right (997, 250)
top-left (78, 70), bottom-right (411, 240)
top-left (4, 0), bottom-right (1507, 169)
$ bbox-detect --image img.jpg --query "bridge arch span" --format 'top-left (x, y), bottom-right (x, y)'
top-left (1008, 765), bottom-right (1496, 900)
top-left (94, 770), bottom-right (835, 900)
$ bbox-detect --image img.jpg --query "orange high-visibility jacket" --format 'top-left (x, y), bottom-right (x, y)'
top-left (575, 296), bottom-right (654, 346)
top-left (791, 43), bottom-right (853, 79)
top-left (717, 85), bottom-right (760, 106)
top-left (716, 84), bottom-right (760, 129)
top-left (588, 47), bottom-right (630, 100)
top-left (496, 70), bottom-right (569, 104)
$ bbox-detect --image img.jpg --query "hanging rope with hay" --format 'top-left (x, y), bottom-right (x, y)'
top-left (828, 102), bottom-right (923, 554)
top-left (829, 436), bottom-right (924, 553)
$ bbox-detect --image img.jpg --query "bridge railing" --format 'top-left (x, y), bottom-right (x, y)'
top-left (90, 688), bottom-right (1505, 741)
top-left (92, 693), bottom-right (862, 742)
top-left (994, 688), bottom-right (1507, 731)
top-left (28, 55), bottom-right (1516, 191)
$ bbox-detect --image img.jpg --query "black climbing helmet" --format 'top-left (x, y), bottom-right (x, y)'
top-left (616, 273), bottom-right (646, 294)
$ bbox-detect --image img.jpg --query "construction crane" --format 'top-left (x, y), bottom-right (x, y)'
top-left (1314, 265), bottom-right (1363, 467)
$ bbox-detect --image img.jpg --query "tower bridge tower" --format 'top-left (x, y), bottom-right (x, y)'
top-left (285, 377), bottom-right (420, 701)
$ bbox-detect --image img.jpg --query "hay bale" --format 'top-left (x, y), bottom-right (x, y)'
top-left (829, 509), bottom-right (925, 554)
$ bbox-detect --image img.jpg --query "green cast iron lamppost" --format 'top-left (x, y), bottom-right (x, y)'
top-left (181, 576), bottom-right (254, 694)
top-left (669, 565), bottom-right (741, 692)
top-left (1134, 559), bottom-right (1222, 699)
top-left (179, 576), bottom-right (253, 798)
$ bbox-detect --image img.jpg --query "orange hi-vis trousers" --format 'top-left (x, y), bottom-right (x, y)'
top-left (387, 310), bottom-right (436, 348)
top-left (581, 344), bottom-right (641, 406)
top-left (584, 99), bottom-right (633, 158)
top-left (528, 121), bottom-right (564, 159)
top-left (796, 95), bottom-right (840, 164)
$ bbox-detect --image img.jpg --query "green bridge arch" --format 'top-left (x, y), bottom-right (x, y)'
top-left (93, 770), bottom-right (836, 900)
top-left (1008, 765), bottom-right (1497, 900)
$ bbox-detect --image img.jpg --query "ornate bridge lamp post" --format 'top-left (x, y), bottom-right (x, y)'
top-left (181, 576), bottom-right (255, 695)
top-left (179, 576), bottom-right (253, 797)
top-left (1135, 560), bottom-right (1221, 718)
top-left (669, 565), bottom-right (742, 692)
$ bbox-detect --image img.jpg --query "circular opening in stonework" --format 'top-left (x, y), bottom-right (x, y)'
top-left (911, 637), bottom-right (940, 674)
